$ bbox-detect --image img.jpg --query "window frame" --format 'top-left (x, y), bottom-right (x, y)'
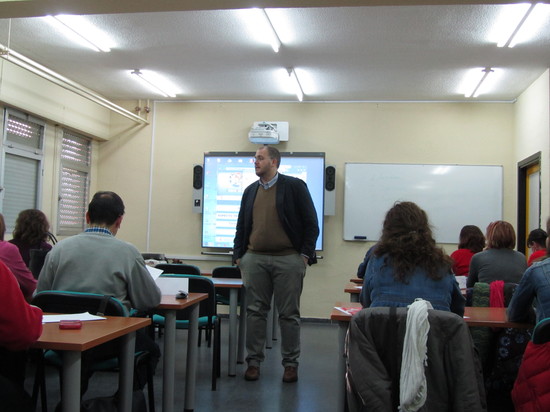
top-left (0, 108), bottom-right (45, 231)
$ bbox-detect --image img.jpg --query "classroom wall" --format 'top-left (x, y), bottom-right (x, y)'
top-left (99, 99), bottom-right (518, 318)
top-left (514, 69), bottom-right (550, 227)
top-left (0, 59), bottom-right (112, 140)
top-left (2, 57), bottom-right (549, 318)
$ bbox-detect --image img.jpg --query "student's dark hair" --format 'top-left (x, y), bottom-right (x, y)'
top-left (12, 209), bottom-right (50, 245)
top-left (263, 145), bottom-right (281, 168)
top-left (0, 213), bottom-right (5, 241)
top-left (374, 201), bottom-right (452, 283)
top-left (88, 191), bottom-right (125, 226)
top-left (458, 225), bottom-right (485, 253)
top-left (486, 220), bottom-right (516, 249)
top-left (527, 228), bottom-right (547, 248)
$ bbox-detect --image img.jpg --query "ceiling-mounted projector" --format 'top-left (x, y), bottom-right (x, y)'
top-left (248, 121), bottom-right (289, 144)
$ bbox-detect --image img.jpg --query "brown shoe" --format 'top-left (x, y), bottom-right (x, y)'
top-left (282, 366), bottom-right (298, 383)
top-left (244, 365), bottom-right (260, 381)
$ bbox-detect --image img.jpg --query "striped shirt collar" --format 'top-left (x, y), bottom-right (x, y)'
top-left (259, 172), bottom-right (278, 190)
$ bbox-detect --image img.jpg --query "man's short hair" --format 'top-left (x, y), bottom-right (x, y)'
top-left (264, 145), bottom-right (281, 168)
top-left (88, 191), bottom-right (125, 226)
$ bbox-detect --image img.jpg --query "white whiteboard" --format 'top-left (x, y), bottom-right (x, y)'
top-left (343, 163), bottom-right (503, 244)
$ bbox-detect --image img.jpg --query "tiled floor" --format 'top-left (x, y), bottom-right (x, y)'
top-left (27, 319), bottom-right (341, 412)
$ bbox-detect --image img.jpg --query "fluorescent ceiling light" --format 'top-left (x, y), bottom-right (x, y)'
top-left (495, 3), bottom-right (549, 48)
top-left (130, 70), bottom-right (178, 98)
top-left (463, 68), bottom-right (494, 98)
top-left (252, 8), bottom-right (282, 52)
top-left (287, 68), bottom-right (304, 101)
top-left (45, 15), bottom-right (113, 52)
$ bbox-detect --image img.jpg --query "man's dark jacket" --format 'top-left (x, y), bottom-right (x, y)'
top-left (233, 173), bottom-right (319, 265)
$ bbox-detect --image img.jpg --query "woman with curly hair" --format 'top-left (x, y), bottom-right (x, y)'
top-left (9, 209), bottom-right (52, 267)
top-left (359, 201), bottom-right (465, 316)
top-left (450, 225), bottom-right (486, 277)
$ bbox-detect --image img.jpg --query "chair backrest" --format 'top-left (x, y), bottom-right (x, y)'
top-left (141, 253), bottom-right (166, 261)
top-left (346, 307), bottom-right (486, 411)
top-left (470, 281), bottom-right (519, 308)
top-left (211, 266), bottom-right (241, 279)
top-left (532, 317), bottom-right (550, 344)
top-left (211, 266), bottom-right (242, 302)
top-left (159, 274), bottom-right (216, 321)
top-left (156, 263), bottom-right (201, 276)
top-left (32, 290), bottom-right (129, 317)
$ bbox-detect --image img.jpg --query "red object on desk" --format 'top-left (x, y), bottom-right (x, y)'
top-left (59, 320), bottom-right (82, 329)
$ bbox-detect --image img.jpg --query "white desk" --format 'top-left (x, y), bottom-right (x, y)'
top-left (32, 316), bottom-right (150, 412)
top-left (210, 277), bottom-right (245, 376)
top-left (156, 293), bottom-right (207, 412)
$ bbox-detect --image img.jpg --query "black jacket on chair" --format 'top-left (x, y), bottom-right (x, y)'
top-left (346, 307), bottom-right (487, 412)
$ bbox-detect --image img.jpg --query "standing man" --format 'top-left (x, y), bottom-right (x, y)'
top-left (37, 191), bottom-right (161, 393)
top-left (233, 145), bottom-right (319, 383)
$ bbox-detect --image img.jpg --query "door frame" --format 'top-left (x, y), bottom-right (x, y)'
top-left (517, 152), bottom-right (541, 255)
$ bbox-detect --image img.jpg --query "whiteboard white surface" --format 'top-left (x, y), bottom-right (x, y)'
top-left (343, 163), bottom-right (503, 244)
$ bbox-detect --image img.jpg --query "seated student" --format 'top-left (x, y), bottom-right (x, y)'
top-left (9, 209), bottom-right (53, 268)
top-left (0, 259), bottom-right (43, 411)
top-left (508, 218), bottom-right (550, 324)
top-left (0, 213), bottom-right (36, 301)
top-left (356, 244), bottom-right (376, 279)
top-left (360, 201), bottom-right (465, 316)
top-left (526, 228), bottom-right (547, 267)
top-left (467, 220), bottom-right (527, 288)
top-left (450, 225), bottom-right (485, 277)
top-left (37, 191), bottom-right (162, 395)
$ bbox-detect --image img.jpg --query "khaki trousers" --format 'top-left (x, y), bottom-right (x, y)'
top-left (239, 252), bottom-right (306, 368)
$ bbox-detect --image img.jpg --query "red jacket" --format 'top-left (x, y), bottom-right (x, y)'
top-left (512, 340), bottom-right (550, 412)
top-left (0, 260), bottom-right (42, 350)
top-left (451, 248), bottom-right (475, 277)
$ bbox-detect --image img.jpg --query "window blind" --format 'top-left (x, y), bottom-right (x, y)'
top-left (57, 130), bottom-right (91, 235)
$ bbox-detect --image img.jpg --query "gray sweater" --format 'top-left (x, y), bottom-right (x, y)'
top-left (467, 248), bottom-right (527, 288)
top-left (37, 231), bottom-right (161, 311)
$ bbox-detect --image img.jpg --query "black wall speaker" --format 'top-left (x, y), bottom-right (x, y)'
top-left (325, 166), bottom-right (336, 191)
top-left (193, 165), bottom-right (203, 190)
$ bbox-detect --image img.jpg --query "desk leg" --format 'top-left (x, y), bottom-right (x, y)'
top-left (337, 321), bottom-right (348, 412)
top-left (228, 288), bottom-right (238, 376)
top-left (61, 351), bottom-right (81, 412)
top-left (119, 331), bottom-right (136, 412)
top-left (184, 304), bottom-right (199, 412)
top-left (162, 310), bottom-right (176, 412)
top-left (237, 290), bottom-right (246, 364)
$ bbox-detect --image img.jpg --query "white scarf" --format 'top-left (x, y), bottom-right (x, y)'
top-left (399, 298), bottom-right (433, 412)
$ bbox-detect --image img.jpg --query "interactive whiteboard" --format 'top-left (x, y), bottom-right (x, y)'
top-left (343, 163), bottom-right (503, 244)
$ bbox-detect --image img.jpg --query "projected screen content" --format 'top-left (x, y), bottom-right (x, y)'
top-left (202, 152), bottom-right (325, 250)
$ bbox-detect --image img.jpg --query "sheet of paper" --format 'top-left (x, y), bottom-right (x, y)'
top-left (147, 265), bottom-right (164, 280)
top-left (42, 312), bottom-right (106, 323)
top-left (456, 276), bottom-right (467, 289)
top-left (155, 276), bottom-right (189, 295)
top-left (334, 306), bottom-right (362, 316)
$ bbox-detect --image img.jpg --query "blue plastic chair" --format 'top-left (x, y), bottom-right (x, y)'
top-left (532, 317), bottom-right (550, 344)
top-left (211, 265), bottom-right (242, 305)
